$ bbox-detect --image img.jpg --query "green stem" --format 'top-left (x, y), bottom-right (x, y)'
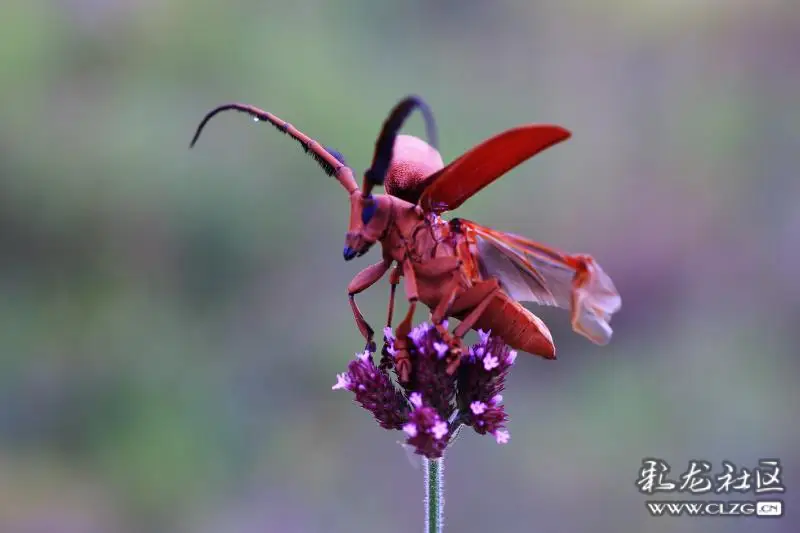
top-left (423, 455), bottom-right (444, 533)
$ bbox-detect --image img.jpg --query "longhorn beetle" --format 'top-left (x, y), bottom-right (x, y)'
top-left (190, 96), bottom-right (621, 382)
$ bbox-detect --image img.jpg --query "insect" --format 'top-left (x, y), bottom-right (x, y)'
top-left (190, 95), bottom-right (621, 382)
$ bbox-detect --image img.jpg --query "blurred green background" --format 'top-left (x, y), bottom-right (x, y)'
top-left (1, 1), bottom-right (798, 531)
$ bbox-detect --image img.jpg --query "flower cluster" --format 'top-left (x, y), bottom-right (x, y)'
top-left (332, 349), bottom-right (410, 430)
top-left (333, 323), bottom-right (518, 458)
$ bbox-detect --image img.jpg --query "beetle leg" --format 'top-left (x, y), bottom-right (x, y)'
top-left (430, 277), bottom-right (465, 373)
top-left (430, 275), bottom-right (461, 339)
top-left (452, 278), bottom-right (501, 337)
top-left (348, 259), bottom-right (392, 353)
top-left (414, 255), bottom-right (465, 343)
top-left (393, 301), bottom-right (417, 383)
top-left (386, 265), bottom-right (403, 330)
top-left (393, 259), bottom-right (420, 383)
top-left (444, 278), bottom-right (501, 374)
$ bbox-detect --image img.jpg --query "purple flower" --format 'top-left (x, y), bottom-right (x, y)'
top-left (380, 326), bottom-right (459, 422)
top-left (431, 421), bottom-right (449, 440)
top-left (409, 392), bottom-right (423, 408)
top-left (404, 394), bottom-right (450, 458)
top-left (468, 394), bottom-right (509, 439)
top-left (456, 335), bottom-right (517, 440)
top-left (494, 429), bottom-right (510, 444)
top-left (409, 323), bottom-right (431, 346)
top-left (507, 350), bottom-right (518, 365)
top-left (332, 373), bottom-right (351, 391)
top-left (470, 401), bottom-right (487, 415)
top-left (334, 322), bottom-right (522, 458)
top-left (332, 348), bottom-right (410, 430)
top-left (433, 342), bottom-right (449, 359)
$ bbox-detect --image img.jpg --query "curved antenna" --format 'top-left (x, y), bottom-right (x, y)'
top-left (189, 103), bottom-right (359, 194)
top-left (362, 95), bottom-right (438, 197)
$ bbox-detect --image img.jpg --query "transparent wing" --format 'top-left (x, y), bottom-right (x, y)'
top-left (461, 220), bottom-right (621, 345)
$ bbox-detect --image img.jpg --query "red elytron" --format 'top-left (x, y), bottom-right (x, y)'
top-left (190, 96), bottom-right (621, 382)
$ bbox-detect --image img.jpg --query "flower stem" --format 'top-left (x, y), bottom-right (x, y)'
top-left (423, 455), bottom-right (444, 533)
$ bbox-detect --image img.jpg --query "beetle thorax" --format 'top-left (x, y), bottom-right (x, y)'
top-left (384, 135), bottom-right (444, 204)
top-left (380, 201), bottom-right (454, 264)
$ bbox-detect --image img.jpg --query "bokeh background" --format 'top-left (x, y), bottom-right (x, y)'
top-left (2, 1), bottom-right (799, 531)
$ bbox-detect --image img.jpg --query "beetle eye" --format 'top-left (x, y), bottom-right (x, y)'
top-left (361, 197), bottom-right (377, 225)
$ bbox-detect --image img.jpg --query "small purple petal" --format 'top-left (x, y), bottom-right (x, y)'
top-left (387, 344), bottom-right (398, 356)
top-left (470, 401), bottom-right (487, 415)
top-left (383, 326), bottom-right (395, 341)
top-left (491, 394), bottom-right (503, 405)
top-left (332, 373), bottom-right (351, 390)
top-left (403, 422), bottom-right (418, 437)
top-left (474, 346), bottom-right (485, 358)
top-left (478, 329), bottom-right (491, 344)
top-left (433, 342), bottom-right (449, 359)
top-left (483, 354), bottom-right (499, 371)
top-left (409, 392), bottom-right (423, 409)
top-left (431, 421), bottom-right (448, 440)
top-left (357, 350), bottom-right (370, 362)
top-left (507, 350), bottom-right (518, 365)
top-left (440, 319), bottom-right (448, 330)
top-left (409, 323), bottom-right (430, 345)
top-left (494, 429), bottom-right (510, 444)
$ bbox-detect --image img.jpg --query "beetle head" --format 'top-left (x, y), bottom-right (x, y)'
top-left (343, 192), bottom-right (392, 261)
top-left (343, 95), bottom-right (438, 262)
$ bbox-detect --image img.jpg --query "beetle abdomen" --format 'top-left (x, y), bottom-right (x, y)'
top-left (456, 291), bottom-right (556, 359)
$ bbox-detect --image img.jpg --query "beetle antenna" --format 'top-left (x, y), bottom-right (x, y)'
top-left (189, 103), bottom-right (358, 193)
top-left (363, 95), bottom-right (438, 195)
